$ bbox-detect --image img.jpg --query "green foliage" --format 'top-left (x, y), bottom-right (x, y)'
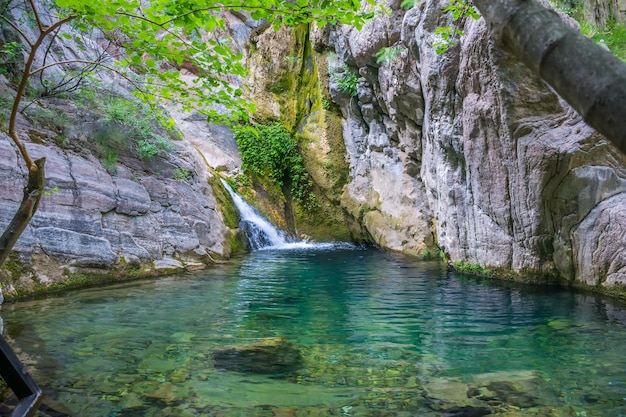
top-left (548, 0), bottom-right (586, 20)
top-left (549, 1), bottom-right (626, 61)
top-left (401, 0), bottom-right (420, 9)
top-left (29, 0), bottom-right (375, 122)
top-left (23, 106), bottom-right (69, 133)
top-left (173, 167), bottom-right (191, 182)
top-left (443, 0), bottom-right (480, 21)
top-left (331, 65), bottom-right (359, 97)
top-left (234, 122), bottom-right (317, 211)
top-left (433, 26), bottom-right (465, 54)
top-left (136, 136), bottom-right (174, 160)
top-left (0, 41), bottom-right (25, 76)
top-left (237, 173), bottom-right (251, 187)
top-left (67, 273), bottom-right (90, 286)
top-left (42, 186), bottom-right (59, 197)
top-left (591, 21), bottom-right (626, 62)
top-left (3, 255), bottom-right (23, 280)
top-left (55, 134), bottom-right (68, 148)
top-left (376, 46), bottom-right (404, 64)
top-left (433, 0), bottom-right (480, 55)
top-left (452, 261), bottom-right (493, 276)
top-left (0, 0), bottom-right (378, 130)
top-left (95, 94), bottom-right (174, 162)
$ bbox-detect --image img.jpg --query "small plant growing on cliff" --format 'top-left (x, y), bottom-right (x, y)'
top-left (376, 46), bottom-right (404, 64)
top-left (452, 261), bottom-right (493, 276)
top-left (0, 41), bottom-right (26, 77)
top-left (432, 0), bottom-right (480, 54)
top-left (331, 65), bottom-right (359, 97)
top-left (173, 168), bottom-right (191, 182)
top-left (401, 0), bottom-right (420, 9)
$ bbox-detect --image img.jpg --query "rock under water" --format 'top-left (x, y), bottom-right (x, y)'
top-left (212, 337), bottom-right (303, 375)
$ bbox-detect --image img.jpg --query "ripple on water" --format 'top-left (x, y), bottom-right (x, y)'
top-left (1, 247), bottom-right (626, 416)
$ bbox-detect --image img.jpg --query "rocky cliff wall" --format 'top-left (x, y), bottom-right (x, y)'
top-left (2, 0), bottom-right (626, 299)
top-left (0, 8), bottom-right (241, 298)
top-left (0, 121), bottom-right (235, 298)
top-left (322, 0), bottom-right (626, 294)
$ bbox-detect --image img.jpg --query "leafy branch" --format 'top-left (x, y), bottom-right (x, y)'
top-left (433, 0), bottom-right (481, 54)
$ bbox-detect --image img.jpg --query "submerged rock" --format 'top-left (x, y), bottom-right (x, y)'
top-left (212, 337), bottom-right (303, 374)
top-left (444, 406), bottom-right (492, 417)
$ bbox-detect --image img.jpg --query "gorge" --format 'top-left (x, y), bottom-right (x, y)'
top-left (1, 0), bottom-right (626, 415)
top-left (1, 0), bottom-right (625, 299)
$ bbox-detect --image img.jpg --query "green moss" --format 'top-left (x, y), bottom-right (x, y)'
top-left (209, 177), bottom-right (241, 229)
top-left (420, 249), bottom-right (433, 260)
top-left (228, 229), bottom-right (250, 256)
top-left (451, 261), bottom-right (493, 276)
top-left (208, 175), bottom-right (240, 229)
top-left (67, 273), bottom-right (90, 286)
top-left (2, 255), bottom-right (24, 280)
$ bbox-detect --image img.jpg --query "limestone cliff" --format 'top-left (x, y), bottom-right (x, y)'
top-left (320, 0), bottom-right (626, 293)
top-left (0, 8), bottom-right (243, 298)
top-left (1, 0), bottom-right (625, 299)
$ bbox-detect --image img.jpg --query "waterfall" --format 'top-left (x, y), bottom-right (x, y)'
top-left (220, 179), bottom-right (352, 251)
top-left (221, 179), bottom-right (292, 250)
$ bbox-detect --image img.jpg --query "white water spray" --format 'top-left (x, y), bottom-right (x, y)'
top-left (221, 179), bottom-right (292, 250)
top-left (221, 179), bottom-right (353, 251)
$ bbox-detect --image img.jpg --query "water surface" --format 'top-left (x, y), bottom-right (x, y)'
top-left (2, 246), bottom-right (626, 416)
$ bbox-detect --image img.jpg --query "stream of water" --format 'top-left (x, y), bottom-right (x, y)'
top-left (1, 190), bottom-right (626, 416)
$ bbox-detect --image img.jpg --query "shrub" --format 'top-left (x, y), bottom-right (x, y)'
top-left (452, 261), bottom-right (493, 276)
top-left (88, 94), bottom-right (175, 164)
top-left (173, 167), bottom-right (191, 182)
top-left (331, 65), bottom-right (359, 97)
top-left (234, 122), bottom-right (317, 211)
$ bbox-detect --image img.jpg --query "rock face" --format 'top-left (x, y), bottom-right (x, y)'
top-left (0, 129), bottom-right (233, 296)
top-left (0, 6), bottom-right (241, 298)
top-left (322, 0), bottom-right (626, 292)
top-left (1, 0), bottom-right (625, 298)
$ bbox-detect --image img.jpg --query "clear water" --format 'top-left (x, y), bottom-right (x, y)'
top-left (2, 246), bottom-right (626, 416)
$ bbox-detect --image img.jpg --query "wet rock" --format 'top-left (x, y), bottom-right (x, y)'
top-left (213, 337), bottom-right (303, 374)
top-left (444, 406), bottom-right (491, 417)
top-left (485, 381), bottom-right (538, 408)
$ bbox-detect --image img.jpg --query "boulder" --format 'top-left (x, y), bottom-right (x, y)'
top-left (212, 337), bottom-right (303, 374)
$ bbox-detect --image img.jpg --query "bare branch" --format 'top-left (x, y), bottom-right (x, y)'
top-left (33, 27), bottom-right (111, 99)
top-left (27, 0), bottom-right (44, 32)
top-left (41, 14), bottom-right (76, 37)
top-left (0, 14), bottom-right (34, 47)
top-left (8, 14), bottom-right (76, 170)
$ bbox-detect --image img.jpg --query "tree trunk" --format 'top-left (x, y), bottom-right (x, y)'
top-left (0, 158), bottom-right (45, 267)
top-left (473, 0), bottom-right (626, 154)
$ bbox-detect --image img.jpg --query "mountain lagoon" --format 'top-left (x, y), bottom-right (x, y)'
top-left (1, 245), bottom-right (626, 416)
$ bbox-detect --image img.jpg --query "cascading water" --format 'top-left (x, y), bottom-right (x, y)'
top-left (221, 179), bottom-right (292, 250)
top-left (220, 179), bottom-right (352, 251)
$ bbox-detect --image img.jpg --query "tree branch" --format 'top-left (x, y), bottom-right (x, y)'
top-left (473, 0), bottom-right (626, 154)
top-left (27, 0), bottom-right (44, 32)
top-left (0, 14), bottom-right (34, 47)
